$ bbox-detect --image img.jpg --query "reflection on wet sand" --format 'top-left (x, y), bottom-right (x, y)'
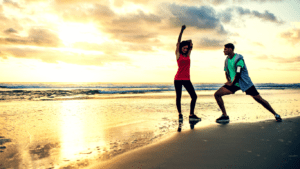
top-left (60, 101), bottom-right (87, 161)
top-left (0, 99), bottom-right (179, 169)
top-left (189, 120), bottom-right (201, 129)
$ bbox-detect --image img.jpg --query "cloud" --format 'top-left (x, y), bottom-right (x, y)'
top-left (25, 0), bottom-right (104, 4)
top-left (24, 0), bottom-right (47, 2)
top-left (0, 28), bottom-right (62, 47)
top-left (251, 41), bottom-right (265, 47)
top-left (249, 0), bottom-right (283, 2)
top-left (235, 7), bottom-right (283, 24)
top-left (219, 7), bottom-right (283, 24)
top-left (169, 4), bottom-right (227, 34)
top-left (281, 29), bottom-right (300, 45)
top-left (219, 10), bottom-right (232, 23)
top-left (254, 55), bottom-right (300, 63)
top-left (164, 0), bottom-right (229, 6)
top-left (72, 41), bottom-right (156, 54)
top-left (103, 10), bottom-right (162, 43)
top-left (28, 28), bottom-right (62, 47)
top-left (211, 0), bottom-right (229, 5)
top-left (0, 47), bottom-right (131, 66)
top-left (109, 0), bottom-right (283, 7)
top-left (60, 4), bottom-right (114, 23)
top-left (3, 0), bottom-right (21, 8)
top-left (59, 4), bottom-right (163, 44)
top-left (0, 10), bottom-right (30, 35)
top-left (58, 3), bottom-right (229, 45)
top-left (4, 28), bottom-right (18, 34)
top-left (197, 38), bottom-right (227, 50)
top-left (54, 0), bottom-right (105, 4)
top-left (113, 0), bottom-right (153, 7)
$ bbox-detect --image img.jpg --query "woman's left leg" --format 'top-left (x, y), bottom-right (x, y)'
top-left (174, 80), bottom-right (183, 115)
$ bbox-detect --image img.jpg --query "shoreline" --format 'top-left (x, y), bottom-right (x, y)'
top-left (1, 89), bottom-right (299, 169)
top-left (88, 116), bottom-right (300, 169)
top-left (0, 89), bottom-right (300, 103)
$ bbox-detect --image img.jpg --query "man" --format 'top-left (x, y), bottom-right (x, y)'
top-left (214, 43), bottom-right (282, 123)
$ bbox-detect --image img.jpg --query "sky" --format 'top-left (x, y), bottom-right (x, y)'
top-left (0, 0), bottom-right (299, 83)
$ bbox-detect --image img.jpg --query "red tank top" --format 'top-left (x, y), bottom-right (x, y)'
top-left (175, 54), bottom-right (190, 80)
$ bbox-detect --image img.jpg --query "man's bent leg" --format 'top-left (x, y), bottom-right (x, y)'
top-left (214, 87), bottom-right (234, 116)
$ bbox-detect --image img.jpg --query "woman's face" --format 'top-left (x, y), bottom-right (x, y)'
top-left (181, 45), bottom-right (189, 54)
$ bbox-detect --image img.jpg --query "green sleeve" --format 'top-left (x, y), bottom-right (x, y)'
top-left (236, 60), bottom-right (244, 68)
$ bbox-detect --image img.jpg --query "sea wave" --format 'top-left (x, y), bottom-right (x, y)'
top-left (1, 83), bottom-right (299, 90)
top-left (1, 83), bottom-right (300, 101)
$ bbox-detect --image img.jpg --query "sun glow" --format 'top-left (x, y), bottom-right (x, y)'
top-left (112, 2), bottom-right (151, 14)
top-left (58, 23), bottom-right (106, 46)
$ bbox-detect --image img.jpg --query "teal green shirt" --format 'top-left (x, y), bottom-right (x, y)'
top-left (224, 54), bottom-right (245, 87)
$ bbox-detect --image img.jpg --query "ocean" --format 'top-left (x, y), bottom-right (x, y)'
top-left (1, 82), bottom-right (300, 169)
top-left (1, 82), bottom-right (300, 101)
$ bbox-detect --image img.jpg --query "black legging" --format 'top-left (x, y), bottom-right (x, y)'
top-left (174, 80), bottom-right (197, 115)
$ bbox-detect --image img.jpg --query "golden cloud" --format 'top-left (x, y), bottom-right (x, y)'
top-left (1, 0), bottom-right (285, 67)
top-left (255, 55), bottom-right (300, 63)
top-left (281, 29), bottom-right (300, 45)
top-left (72, 41), bottom-right (156, 53)
top-left (0, 47), bottom-right (131, 66)
top-left (197, 38), bottom-right (227, 50)
top-left (56, 3), bottom-right (227, 46)
top-left (3, 0), bottom-right (21, 8)
top-left (0, 28), bottom-right (63, 47)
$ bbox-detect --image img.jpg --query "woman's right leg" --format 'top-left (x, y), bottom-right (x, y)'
top-left (174, 80), bottom-right (183, 114)
top-left (182, 80), bottom-right (197, 115)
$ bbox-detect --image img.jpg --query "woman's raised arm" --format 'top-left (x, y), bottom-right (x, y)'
top-left (175, 25), bottom-right (186, 60)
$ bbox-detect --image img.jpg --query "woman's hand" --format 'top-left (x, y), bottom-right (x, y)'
top-left (189, 40), bottom-right (193, 48)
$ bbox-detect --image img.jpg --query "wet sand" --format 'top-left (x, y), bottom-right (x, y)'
top-left (0, 89), bottom-right (299, 169)
top-left (89, 117), bottom-right (300, 169)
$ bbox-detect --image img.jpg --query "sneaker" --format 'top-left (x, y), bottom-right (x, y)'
top-left (189, 114), bottom-right (201, 121)
top-left (275, 114), bottom-right (282, 122)
top-left (216, 115), bottom-right (230, 123)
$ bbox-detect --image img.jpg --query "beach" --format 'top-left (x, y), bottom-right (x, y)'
top-left (89, 116), bottom-right (300, 169)
top-left (0, 88), bottom-right (300, 169)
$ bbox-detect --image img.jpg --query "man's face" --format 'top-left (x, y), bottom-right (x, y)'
top-left (223, 47), bottom-right (232, 55)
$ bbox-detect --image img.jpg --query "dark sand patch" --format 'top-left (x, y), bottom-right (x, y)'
top-left (88, 117), bottom-right (300, 169)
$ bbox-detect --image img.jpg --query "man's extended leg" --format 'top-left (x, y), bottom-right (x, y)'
top-left (214, 87), bottom-right (234, 116)
top-left (252, 95), bottom-right (277, 115)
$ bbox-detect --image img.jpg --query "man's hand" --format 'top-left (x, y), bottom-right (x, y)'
top-left (181, 25), bottom-right (186, 31)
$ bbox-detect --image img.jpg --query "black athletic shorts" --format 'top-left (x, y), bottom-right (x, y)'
top-left (223, 85), bottom-right (259, 96)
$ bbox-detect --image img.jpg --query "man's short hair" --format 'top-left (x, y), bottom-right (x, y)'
top-left (224, 43), bottom-right (234, 51)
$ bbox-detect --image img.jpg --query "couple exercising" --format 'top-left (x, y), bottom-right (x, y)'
top-left (174, 25), bottom-right (282, 123)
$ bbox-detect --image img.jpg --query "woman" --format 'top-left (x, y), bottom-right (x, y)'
top-left (174, 25), bottom-right (201, 121)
